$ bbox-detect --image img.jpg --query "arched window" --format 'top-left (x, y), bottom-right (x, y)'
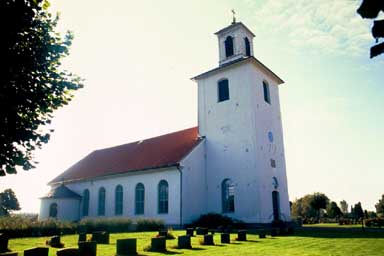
top-left (49, 203), bottom-right (58, 218)
top-left (244, 37), bottom-right (251, 56)
top-left (225, 36), bottom-right (234, 57)
top-left (98, 187), bottom-right (106, 216)
top-left (115, 185), bottom-right (123, 215)
top-left (218, 79), bottom-right (230, 102)
top-left (82, 189), bottom-right (90, 216)
top-left (222, 179), bottom-right (235, 213)
top-left (263, 80), bottom-right (271, 104)
top-left (135, 183), bottom-right (145, 215)
top-left (158, 180), bottom-right (168, 214)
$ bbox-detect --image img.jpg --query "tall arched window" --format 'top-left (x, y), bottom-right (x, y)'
top-left (222, 179), bottom-right (235, 213)
top-left (244, 37), bottom-right (251, 56)
top-left (82, 189), bottom-right (90, 216)
top-left (263, 80), bottom-right (271, 104)
top-left (218, 79), bottom-right (230, 102)
top-left (115, 185), bottom-right (123, 215)
top-left (135, 183), bottom-right (145, 215)
top-left (49, 203), bottom-right (58, 218)
top-left (225, 36), bottom-right (234, 57)
top-left (158, 180), bottom-right (168, 214)
top-left (98, 187), bottom-right (106, 216)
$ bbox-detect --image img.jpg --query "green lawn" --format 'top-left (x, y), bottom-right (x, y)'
top-left (8, 228), bottom-right (384, 256)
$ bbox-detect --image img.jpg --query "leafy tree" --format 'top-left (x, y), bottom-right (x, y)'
top-left (310, 192), bottom-right (329, 221)
top-left (357, 0), bottom-right (384, 58)
top-left (352, 202), bottom-right (364, 219)
top-left (0, 0), bottom-right (83, 176)
top-left (326, 201), bottom-right (343, 218)
top-left (0, 189), bottom-right (21, 216)
top-left (375, 194), bottom-right (384, 217)
top-left (340, 200), bottom-right (348, 215)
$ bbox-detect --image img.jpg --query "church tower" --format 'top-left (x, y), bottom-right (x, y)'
top-left (192, 21), bottom-right (290, 223)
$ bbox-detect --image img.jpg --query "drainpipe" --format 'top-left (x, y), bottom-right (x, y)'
top-left (177, 165), bottom-right (184, 228)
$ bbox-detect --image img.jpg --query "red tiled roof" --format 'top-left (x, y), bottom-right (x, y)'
top-left (49, 127), bottom-right (201, 184)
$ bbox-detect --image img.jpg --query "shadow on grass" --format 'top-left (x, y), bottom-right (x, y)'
top-left (294, 228), bottom-right (384, 239)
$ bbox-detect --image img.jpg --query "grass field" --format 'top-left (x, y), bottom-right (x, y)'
top-left (8, 227), bottom-right (384, 256)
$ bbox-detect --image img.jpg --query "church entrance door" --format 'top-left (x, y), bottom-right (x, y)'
top-left (272, 191), bottom-right (280, 221)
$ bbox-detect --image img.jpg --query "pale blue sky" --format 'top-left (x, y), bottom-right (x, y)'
top-left (1, 0), bottom-right (383, 212)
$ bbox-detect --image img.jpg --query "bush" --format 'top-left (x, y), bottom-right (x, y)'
top-left (192, 213), bottom-right (242, 229)
top-left (136, 218), bottom-right (164, 231)
top-left (0, 216), bottom-right (76, 238)
top-left (78, 217), bottom-right (133, 233)
top-left (364, 218), bottom-right (384, 228)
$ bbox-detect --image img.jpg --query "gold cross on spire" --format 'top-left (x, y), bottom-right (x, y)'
top-left (231, 9), bottom-right (236, 24)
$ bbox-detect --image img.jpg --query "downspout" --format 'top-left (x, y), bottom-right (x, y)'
top-left (177, 165), bottom-right (184, 228)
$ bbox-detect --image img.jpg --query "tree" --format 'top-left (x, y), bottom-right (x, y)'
top-left (352, 202), bottom-right (364, 219)
top-left (0, 0), bottom-right (83, 176)
top-left (0, 189), bottom-right (21, 216)
top-left (326, 201), bottom-right (343, 218)
top-left (340, 200), bottom-right (349, 215)
top-left (375, 194), bottom-right (384, 217)
top-left (357, 0), bottom-right (384, 58)
top-left (310, 192), bottom-right (329, 221)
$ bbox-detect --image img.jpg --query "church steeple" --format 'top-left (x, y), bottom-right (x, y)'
top-left (214, 21), bottom-right (255, 66)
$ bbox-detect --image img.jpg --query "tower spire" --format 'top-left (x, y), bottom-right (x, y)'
top-left (231, 9), bottom-right (236, 24)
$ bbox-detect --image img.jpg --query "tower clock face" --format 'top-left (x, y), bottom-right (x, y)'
top-left (268, 131), bottom-right (274, 143)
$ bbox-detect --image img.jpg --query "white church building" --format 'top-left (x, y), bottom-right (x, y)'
top-left (40, 21), bottom-right (291, 225)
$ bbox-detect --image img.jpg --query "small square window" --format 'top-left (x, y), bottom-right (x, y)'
top-left (271, 159), bottom-right (276, 168)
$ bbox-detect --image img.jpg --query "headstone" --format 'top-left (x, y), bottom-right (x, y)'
top-left (177, 235), bottom-right (191, 249)
top-left (150, 237), bottom-right (166, 252)
top-left (203, 234), bottom-right (214, 245)
top-left (78, 233), bottom-right (87, 243)
top-left (23, 247), bottom-right (49, 256)
top-left (158, 230), bottom-right (168, 237)
top-left (116, 238), bottom-right (137, 256)
top-left (48, 236), bottom-right (63, 248)
top-left (237, 230), bottom-right (247, 241)
top-left (0, 234), bottom-right (9, 253)
top-left (196, 227), bottom-right (208, 235)
top-left (78, 241), bottom-right (96, 256)
top-left (0, 252), bottom-right (18, 256)
top-left (186, 228), bottom-right (194, 236)
top-left (91, 231), bottom-right (109, 244)
top-left (221, 233), bottom-right (230, 244)
top-left (270, 228), bottom-right (278, 237)
top-left (259, 231), bottom-right (266, 239)
top-left (56, 248), bottom-right (79, 256)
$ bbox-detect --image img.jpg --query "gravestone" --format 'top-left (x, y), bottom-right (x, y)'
top-left (259, 231), bottom-right (266, 239)
top-left (56, 248), bottom-right (79, 256)
top-left (237, 230), bottom-right (247, 241)
top-left (0, 252), bottom-right (18, 256)
top-left (150, 237), bottom-right (166, 252)
top-left (78, 241), bottom-right (96, 256)
top-left (196, 227), bottom-right (208, 235)
top-left (203, 234), bottom-right (214, 245)
top-left (116, 238), bottom-right (137, 256)
top-left (221, 233), bottom-right (230, 244)
top-left (177, 235), bottom-right (191, 249)
top-left (78, 233), bottom-right (86, 243)
top-left (186, 228), bottom-right (194, 236)
top-left (158, 230), bottom-right (167, 237)
top-left (23, 247), bottom-right (49, 256)
top-left (48, 236), bottom-right (63, 248)
top-left (271, 228), bottom-right (278, 237)
top-left (91, 231), bottom-right (109, 244)
top-left (0, 233), bottom-right (9, 253)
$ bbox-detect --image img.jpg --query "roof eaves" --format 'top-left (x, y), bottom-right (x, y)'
top-left (48, 163), bottom-right (180, 186)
